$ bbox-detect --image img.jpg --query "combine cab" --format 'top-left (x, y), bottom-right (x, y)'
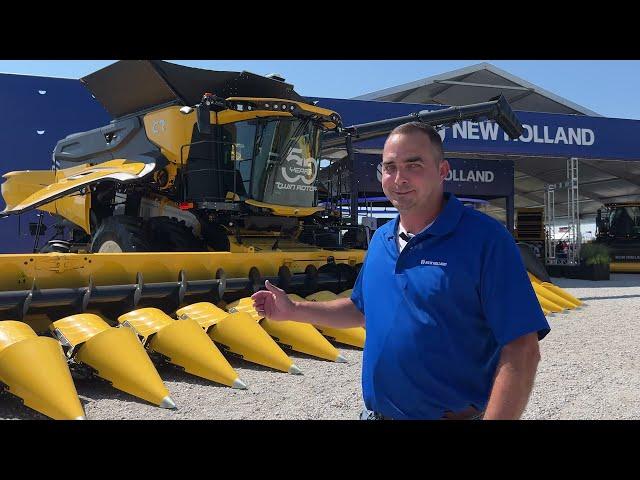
top-left (0, 61), bottom-right (544, 419)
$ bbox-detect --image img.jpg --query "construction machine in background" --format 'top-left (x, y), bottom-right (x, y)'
top-left (595, 202), bottom-right (640, 272)
top-left (1, 60), bottom-right (568, 420)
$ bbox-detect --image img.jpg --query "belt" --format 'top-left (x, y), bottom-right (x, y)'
top-left (441, 405), bottom-right (484, 420)
top-left (362, 405), bottom-right (484, 420)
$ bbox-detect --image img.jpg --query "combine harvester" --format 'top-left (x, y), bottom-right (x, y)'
top-left (595, 202), bottom-right (640, 272)
top-left (0, 60), bottom-right (571, 419)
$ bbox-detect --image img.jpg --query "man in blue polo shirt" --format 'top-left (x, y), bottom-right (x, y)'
top-left (252, 122), bottom-right (550, 420)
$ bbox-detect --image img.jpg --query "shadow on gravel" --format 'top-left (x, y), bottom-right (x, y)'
top-left (69, 362), bottom-right (230, 408)
top-left (223, 346), bottom-right (360, 371)
top-left (0, 390), bottom-right (91, 420)
top-left (153, 363), bottom-right (232, 389)
top-left (330, 344), bottom-right (363, 352)
top-left (73, 376), bottom-right (155, 406)
top-left (578, 294), bottom-right (640, 301)
top-left (224, 355), bottom-right (291, 374)
top-left (551, 274), bottom-right (640, 289)
top-left (284, 349), bottom-right (358, 363)
top-left (0, 391), bottom-right (49, 420)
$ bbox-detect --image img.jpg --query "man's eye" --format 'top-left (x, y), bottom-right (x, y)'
top-left (383, 165), bottom-right (395, 172)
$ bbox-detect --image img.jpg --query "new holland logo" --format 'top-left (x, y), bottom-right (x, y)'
top-left (420, 260), bottom-right (447, 266)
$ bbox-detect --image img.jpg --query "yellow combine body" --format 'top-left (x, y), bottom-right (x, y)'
top-left (0, 250), bottom-right (364, 314)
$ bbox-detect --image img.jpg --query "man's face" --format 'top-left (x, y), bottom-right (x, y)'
top-left (381, 132), bottom-right (450, 213)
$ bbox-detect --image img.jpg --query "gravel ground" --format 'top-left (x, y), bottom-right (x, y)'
top-left (1, 274), bottom-right (638, 420)
top-left (522, 274), bottom-right (640, 420)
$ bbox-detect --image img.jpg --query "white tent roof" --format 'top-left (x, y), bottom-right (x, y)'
top-left (354, 62), bottom-right (600, 116)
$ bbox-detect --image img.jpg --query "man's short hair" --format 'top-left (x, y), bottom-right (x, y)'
top-left (389, 122), bottom-right (444, 163)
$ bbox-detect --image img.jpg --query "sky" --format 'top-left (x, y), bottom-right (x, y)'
top-left (1, 60), bottom-right (640, 120)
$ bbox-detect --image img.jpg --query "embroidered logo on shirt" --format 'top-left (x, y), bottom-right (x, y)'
top-left (420, 259), bottom-right (447, 266)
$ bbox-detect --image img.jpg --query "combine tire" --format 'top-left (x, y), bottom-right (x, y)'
top-left (342, 228), bottom-right (367, 248)
top-left (300, 229), bottom-right (340, 248)
top-left (147, 217), bottom-right (204, 252)
top-left (90, 216), bottom-right (151, 253)
top-left (201, 222), bottom-right (231, 251)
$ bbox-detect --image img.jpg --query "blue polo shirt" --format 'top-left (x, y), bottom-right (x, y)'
top-left (351, 193), bottom-right (550, 420)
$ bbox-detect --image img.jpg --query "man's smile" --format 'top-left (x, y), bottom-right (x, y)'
top-left (394, 190), bottom-right (415, 196)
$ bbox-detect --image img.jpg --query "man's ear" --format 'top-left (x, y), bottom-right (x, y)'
top-left (439, 159), bottom-right (450, 182)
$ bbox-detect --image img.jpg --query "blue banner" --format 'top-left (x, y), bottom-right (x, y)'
top-left (353, 154), bottom-right (513, 198)
top-left (0, 74), bottom-right (110, 253)
top-left (313, 97), bottom-right (640, 161)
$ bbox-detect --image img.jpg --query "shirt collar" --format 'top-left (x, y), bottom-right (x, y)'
top-left (424, 192), bottom-right (464, 237)
top-left (398, 219), bottom-right (434, 237)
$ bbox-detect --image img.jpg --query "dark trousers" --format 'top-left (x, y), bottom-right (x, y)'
top-left (360, 406), bottom-right (484, 420)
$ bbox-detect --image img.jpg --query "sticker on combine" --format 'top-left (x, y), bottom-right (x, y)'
top-left (276, 147), bottom-right (318, 192)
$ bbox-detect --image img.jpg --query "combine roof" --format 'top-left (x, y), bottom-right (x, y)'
top-left (81, 60), bottom-right (304, 118)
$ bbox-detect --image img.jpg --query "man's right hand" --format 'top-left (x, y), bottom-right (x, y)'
top-left (251, 280), bottom-right (297, 321)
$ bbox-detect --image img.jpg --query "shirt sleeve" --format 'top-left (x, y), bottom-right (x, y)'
top-left (350, 255), bottom-right (368, 315)
top-left (480, 226), bottom-right (551, 346)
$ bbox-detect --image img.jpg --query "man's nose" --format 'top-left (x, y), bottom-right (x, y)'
top-left (394, 168), bottom-right (409, 185)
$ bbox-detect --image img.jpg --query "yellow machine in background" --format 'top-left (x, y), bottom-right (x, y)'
top-left (595, 202), bottom-right (640, 272)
